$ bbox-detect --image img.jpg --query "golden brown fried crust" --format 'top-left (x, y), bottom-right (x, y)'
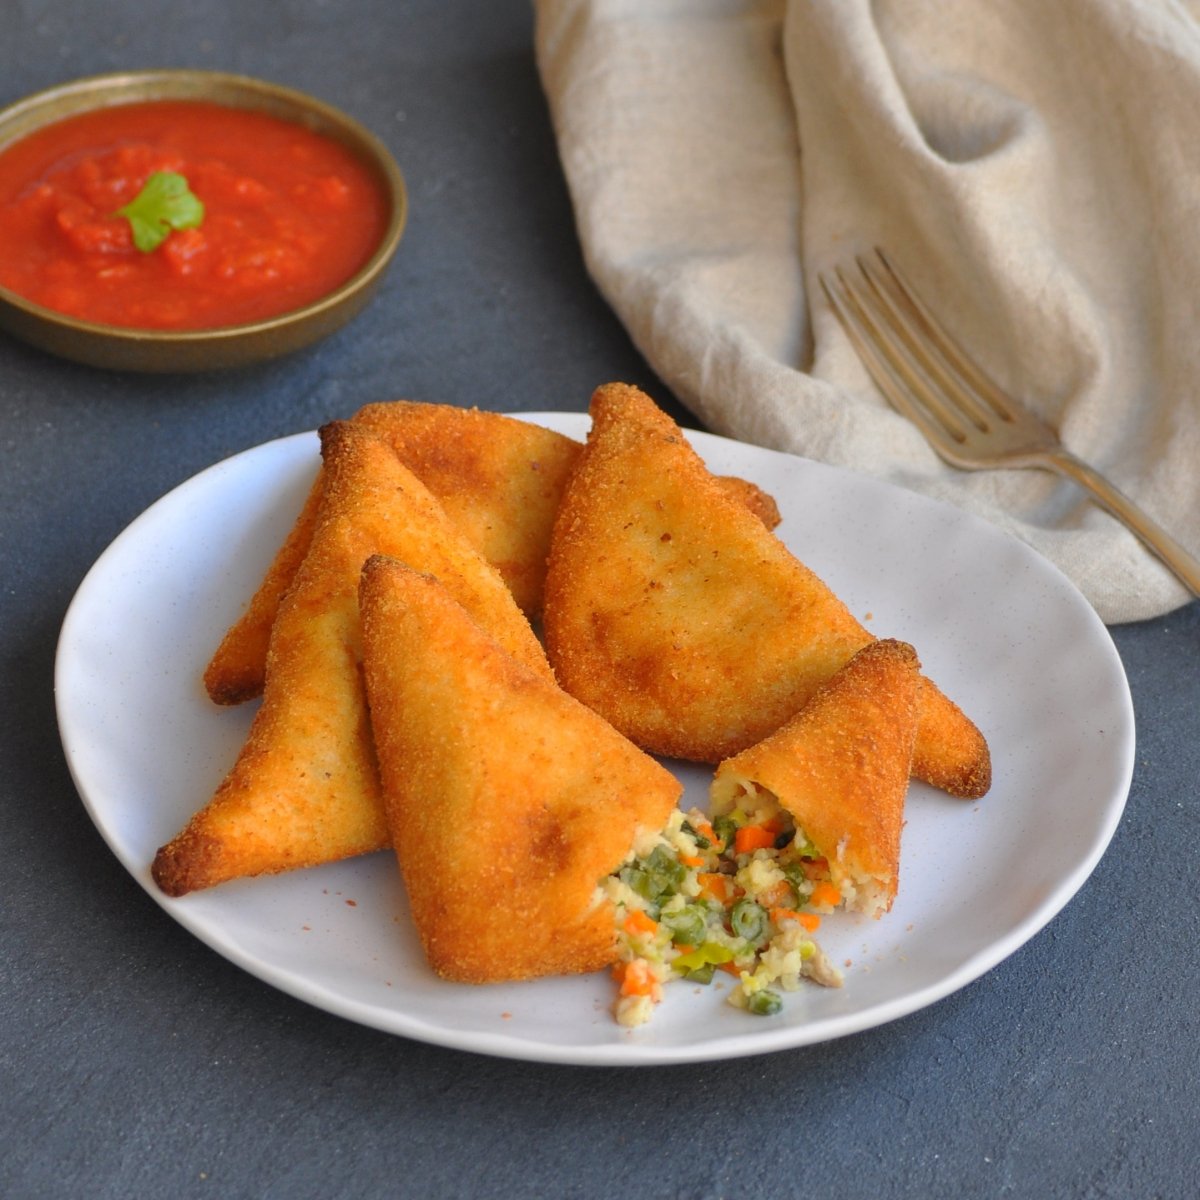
top-left (911, 678), bottom-right (991, 797)
top-left (353, 402), bottom-right (581, 617)
top-left (358, 556), bottom-right (682, 984)
top-left (201, 404), bottom-right (576, 704)
top-left (712, 475), bottom-right (781, 530)
top-left (151, 830), bottom-right (229, 898)
top-left (543, 382), bottom-right (991, 797)
top-left (153, 423), bottom-right (551, 897)
top-left (201, 400), bottom-right (786, 706)
top-left (713, 640), bottom-right (921, 915)
top-left (203, 468), bottom-right (326, 706)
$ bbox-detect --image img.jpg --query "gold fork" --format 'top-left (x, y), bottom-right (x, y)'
top-left (820, 248), bottom-right (1200, 599)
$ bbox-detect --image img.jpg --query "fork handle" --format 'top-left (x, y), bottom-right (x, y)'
top-left (1046, 450), bottom-right (1200, 598)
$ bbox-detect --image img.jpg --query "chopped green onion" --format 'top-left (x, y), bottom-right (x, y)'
top-left (645, 845), bottom-right (685, 894)
top-left (781, 863), bottom-right (811, 902)
top-left (730, 899), bottom-right (767, 943)
top-left (619, 865), bottom-right (652, 900)
top-left (661, 904), bottom-right (708, 945)
top-left (712, 814), bottom-right (737, 848)
top-left (620, 845), bottom-right (686, 908)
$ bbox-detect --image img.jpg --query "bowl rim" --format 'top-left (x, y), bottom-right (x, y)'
top-left (0, 68), bottom-right (408, 346)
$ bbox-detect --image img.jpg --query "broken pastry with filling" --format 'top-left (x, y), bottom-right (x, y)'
top-left (357, 555), bottom-right (682, 984)
top-left (711, 638), bottom-right (922, 923)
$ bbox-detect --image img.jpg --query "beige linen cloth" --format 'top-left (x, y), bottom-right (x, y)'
top-left (534, 0), bottom-right (1200, 623)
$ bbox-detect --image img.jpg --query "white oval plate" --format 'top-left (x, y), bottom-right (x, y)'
top-left (55, 414), bottom-right (1134, 1065)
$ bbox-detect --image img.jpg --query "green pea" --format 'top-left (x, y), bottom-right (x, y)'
top-left (746, 989), bottom-right (783, 1016)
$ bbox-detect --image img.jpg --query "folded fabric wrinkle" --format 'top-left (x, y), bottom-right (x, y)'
top-left (535, 0), bottom-right (1200, 621)
top-left (822, 248), bottom-right (1200, 600)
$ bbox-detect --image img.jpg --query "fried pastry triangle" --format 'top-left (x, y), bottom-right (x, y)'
top-left (712, 639), bottom-right (921, 917)
top-left (352, 402), bottom-right (584, 618)
top-left (543, 383), bottom-right (990, 798)
top-left (152, 421), bottom-right (550, 897)
top-left (358, 555), bottom-right (682, 983)
top-left (202, 474), bottom-right (326, 706)
top-left (202, 403), bottom-right (580, 704)
top-left (203, 401), bottom-right (782, 705)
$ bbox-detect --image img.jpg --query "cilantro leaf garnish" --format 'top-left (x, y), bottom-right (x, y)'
top-left (115, 171), bottom-right (205, 253)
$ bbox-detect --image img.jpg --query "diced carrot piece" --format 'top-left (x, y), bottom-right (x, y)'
top-left (619, 958), bottom-right (660, 998)
top-left (623, 909), bottom-right (658, 937)
top-left (697, 873), bottom-right (737, 904)
top-left (810, 881), bottom-right (842, 908)
top-left (734, 825), bottom-right (776, 855)
top-left (692, 818), bottom-right (717, 844)
top-left (679, 853), bottom-right (705, 868)
top-left (771, 908), bottom-right (822, 932)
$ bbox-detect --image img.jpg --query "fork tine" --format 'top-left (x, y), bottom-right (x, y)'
top-left (864, 249), bottom-right (1015, 426)
top-left (820, 264), bottom-right (972, 449)
top-left (824, 250), bottom-right (1200, 599)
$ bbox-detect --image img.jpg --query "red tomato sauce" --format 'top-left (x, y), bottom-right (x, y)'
top-left (0, 100), bottom-right (391, 330)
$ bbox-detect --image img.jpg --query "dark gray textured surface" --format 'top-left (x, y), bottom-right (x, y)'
top-left (1, 4), bottom-right (1196, 1197)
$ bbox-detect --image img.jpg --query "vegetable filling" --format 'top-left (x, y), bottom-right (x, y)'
top-left (602, 790), bottom-right (844, 1027)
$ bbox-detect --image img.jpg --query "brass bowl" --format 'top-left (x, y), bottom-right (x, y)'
top-left (0, 70), bottom-right (407, 372)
